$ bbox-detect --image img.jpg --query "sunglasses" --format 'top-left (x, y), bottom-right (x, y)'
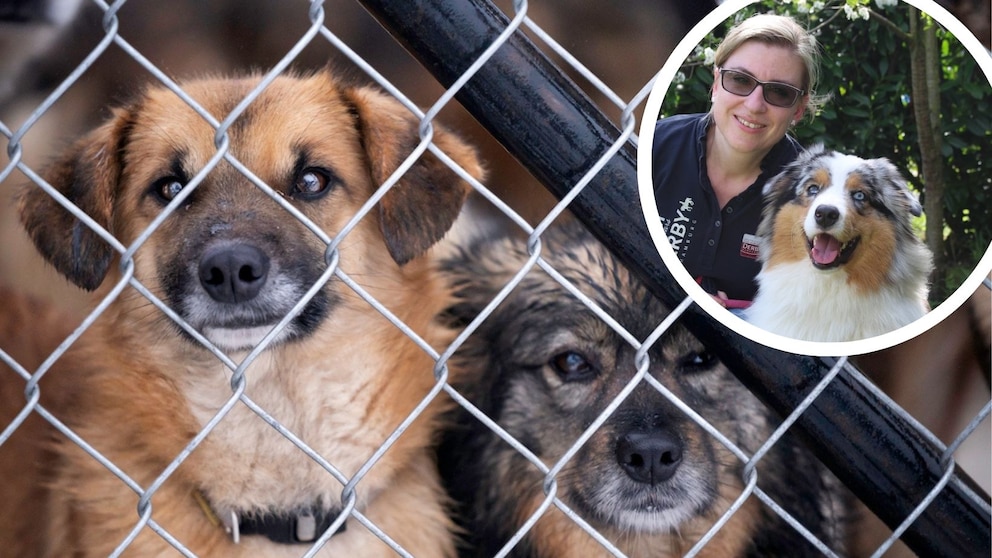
top-left (718, 68), bottom-right (806, 108)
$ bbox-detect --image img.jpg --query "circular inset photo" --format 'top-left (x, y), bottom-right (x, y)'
top-left (637, 0), bottom-right (992, 356)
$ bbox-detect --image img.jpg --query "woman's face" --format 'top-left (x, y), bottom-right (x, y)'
top-left (710, 41), bottom-right (809, 159)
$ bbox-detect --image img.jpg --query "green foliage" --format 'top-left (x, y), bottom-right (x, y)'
top-left (659, 0), bottom-right (991, 302)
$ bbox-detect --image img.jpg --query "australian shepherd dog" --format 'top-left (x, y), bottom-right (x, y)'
top-left (746, 145), bottom-right (934, 343)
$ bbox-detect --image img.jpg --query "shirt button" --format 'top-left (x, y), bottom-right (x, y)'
top-left (715, 220), bottom-right (721, 228)
top-left (707, 239), bottom-right (715, 246)
top-left (726, 206), bottom-right (734, 214)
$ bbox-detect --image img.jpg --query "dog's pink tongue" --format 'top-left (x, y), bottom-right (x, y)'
top-left (811, 234), bottom-right (841, 265)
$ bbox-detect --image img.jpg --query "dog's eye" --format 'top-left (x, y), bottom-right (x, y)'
top-left (805, 184), bottom-right (821, 196)
top-left (677, 350), bottom-right (718, 373)
top-left (549, 351), bottom-right (597, 383)
top-left (851, 190), bottom-right (866, 202)
top-left (153, 177), bottom-right (186, 202)
top-left (293, 167), bottom-right (335, 200)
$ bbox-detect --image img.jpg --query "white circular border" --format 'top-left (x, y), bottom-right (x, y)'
top-left (638, 0), bottom-right (992, 357)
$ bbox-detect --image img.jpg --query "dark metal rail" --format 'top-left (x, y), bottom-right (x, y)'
top-left (357, 0), bottom-right (991, 556)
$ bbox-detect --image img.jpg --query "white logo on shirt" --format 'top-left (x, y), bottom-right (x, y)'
top-left (666, 196), bottom-right (694, 251)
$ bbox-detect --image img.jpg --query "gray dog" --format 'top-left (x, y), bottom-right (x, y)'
top-left (438, 223), bottom-right (848, 557)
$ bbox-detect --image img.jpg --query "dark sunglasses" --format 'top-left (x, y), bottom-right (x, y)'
top-left (718, 68), bottom-right (805, 108)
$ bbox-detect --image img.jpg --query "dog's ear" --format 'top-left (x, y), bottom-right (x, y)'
top-left (762, 157), bottom-right (802, 206)
top-left (343, 85), bottom-right (485, 265)
top-left (871, 157), bottom-right (923, 217)
top-left (761, 166), bottom-right (793, 199)
top-left (18, 108), bottom-right (131, 290)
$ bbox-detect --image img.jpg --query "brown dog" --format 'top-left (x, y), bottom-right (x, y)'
top-left (3, 70), bottom-right (482, 557)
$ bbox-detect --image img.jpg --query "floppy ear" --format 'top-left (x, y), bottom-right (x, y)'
top-left (343, 85), bottom-right (484, 265)
top-left (18, 109), bottom-right (130, 291)
top-left (871, 157), bottom-right (923, 218)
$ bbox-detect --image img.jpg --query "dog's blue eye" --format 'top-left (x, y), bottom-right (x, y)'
top-left (805, 184), bottom-right (820, 196)
top-left (550, 351), bottom-right (597, 383)
top-left (851, 190), bottom-right (866, 202)
top-left (293, 167), bottom-right (334, 199)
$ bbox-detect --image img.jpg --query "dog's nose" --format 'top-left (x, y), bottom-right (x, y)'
top-left (814, 205), bottom-right (840, 228)
top-left (616, 429), bottom-right (683, 485)
top-left (199, 244), bottom-right (270, 303)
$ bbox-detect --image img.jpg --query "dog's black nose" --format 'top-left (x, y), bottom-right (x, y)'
top-left (199, 244), bottom-right (270, 303)
top-left (616, 430), bottom-right (683, 485)
top-left (814, 205), bottom-right (840, 228)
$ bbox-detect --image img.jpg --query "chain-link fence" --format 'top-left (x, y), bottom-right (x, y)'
top-left (0, 0), bottom-right (989, 556)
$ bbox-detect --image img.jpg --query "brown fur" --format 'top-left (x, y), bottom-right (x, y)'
top-left (0, 286), bottom-right (77, 557)
top-left (765, 202), bottom-right (810, 270)
top-left (3, 70), bottom-right (483, 557)
top-left (838, 174), bottom-right (898, 294)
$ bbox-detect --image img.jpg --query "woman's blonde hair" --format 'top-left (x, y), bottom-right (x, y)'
top-left (714, 13), bottom-right (828, 119)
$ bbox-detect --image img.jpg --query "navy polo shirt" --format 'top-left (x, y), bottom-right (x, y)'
top-left (651, 113), bottom-right (802, 301)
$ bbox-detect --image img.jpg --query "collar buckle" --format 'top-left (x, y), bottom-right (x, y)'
top-left (295, 509), bottom-right (317, 543)
top-left (220, 509), bottom-right (241, 544)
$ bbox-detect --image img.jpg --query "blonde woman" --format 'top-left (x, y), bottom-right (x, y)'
top-left (653, 13), bottom-right (825, 309)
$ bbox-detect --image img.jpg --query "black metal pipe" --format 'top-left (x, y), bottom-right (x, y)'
top-left (357, 1), bottom-right (992, 556)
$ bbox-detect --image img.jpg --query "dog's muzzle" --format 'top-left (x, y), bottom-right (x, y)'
top-left (615, 428), bottom-right (684, 486)
top-left (198, 243), bottom-right (270, 304)
top-left (808, 233), bottom-right (860, 269)
top-left (808, 204), bottom-right (860, 268)
top-left (173, 238), bottom-right (332, 351)
top-left (813, 204), bottom-right (840, 229)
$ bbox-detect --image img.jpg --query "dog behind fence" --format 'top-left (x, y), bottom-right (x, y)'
top-left (0, 0), bottom-right (989, 556)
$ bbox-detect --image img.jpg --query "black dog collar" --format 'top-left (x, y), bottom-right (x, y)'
top-left (235, 506), bottom-right (347, 544)
top-left (195, 492), bottom-right (346, 544)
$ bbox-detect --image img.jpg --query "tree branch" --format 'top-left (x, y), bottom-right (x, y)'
top-left (869, 8), bottom-right (912, 40)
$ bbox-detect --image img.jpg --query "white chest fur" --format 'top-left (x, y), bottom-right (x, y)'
top-left (747, 262), bottom-right (927, 342)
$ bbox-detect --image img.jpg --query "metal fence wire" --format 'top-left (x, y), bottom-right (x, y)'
top-left (0, 0), bottom-right (990, 556)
